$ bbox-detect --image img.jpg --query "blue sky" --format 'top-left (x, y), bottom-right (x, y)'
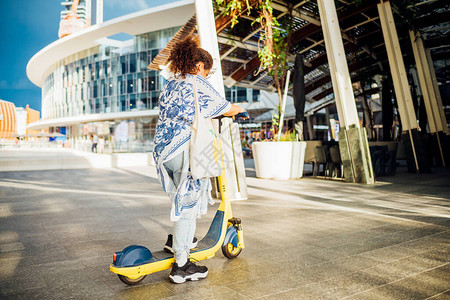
top-left (0, 0), bottom-right (178, 112)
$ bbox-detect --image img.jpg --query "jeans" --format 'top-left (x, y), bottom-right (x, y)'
top-left (163, 151), bottom-right (198, 264)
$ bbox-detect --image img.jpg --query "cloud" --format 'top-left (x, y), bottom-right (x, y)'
top-left (0, 78), bottom-right (35, 90)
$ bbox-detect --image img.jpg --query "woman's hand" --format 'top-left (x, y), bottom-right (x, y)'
top-left (223, 104), bottom-right (247, 119)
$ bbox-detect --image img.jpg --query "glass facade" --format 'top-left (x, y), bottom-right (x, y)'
top-left (225, 86), bottom-right (260, 103)
top-left (42, 27), bottom-right (180, 121)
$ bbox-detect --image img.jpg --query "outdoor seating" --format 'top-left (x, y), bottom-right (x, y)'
top-left (369, 144), bottom-right (398, 177)
top-left (329, 145), bottom-right (343, 178)
top-left (313, 145), bottom-right (330, 177)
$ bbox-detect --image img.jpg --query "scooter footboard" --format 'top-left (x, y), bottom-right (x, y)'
top-left (192, 210), bottom-right (224, 256)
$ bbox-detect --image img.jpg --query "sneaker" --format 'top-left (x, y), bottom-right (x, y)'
top-left (164, 234), bottom-right (198, 254)
top-left (169, 260), bottom-right (208, 284)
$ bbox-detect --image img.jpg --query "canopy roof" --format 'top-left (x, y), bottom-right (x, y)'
top-left (149, 0), bottom-right (449, 105)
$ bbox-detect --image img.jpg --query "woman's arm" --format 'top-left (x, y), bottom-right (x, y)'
top-left (223, 103), bottom-right (245, 117)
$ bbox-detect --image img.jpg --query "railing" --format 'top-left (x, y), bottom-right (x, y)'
top-left (0, 140), bottom-right (64, 149)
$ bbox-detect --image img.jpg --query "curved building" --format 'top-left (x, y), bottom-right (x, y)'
top-left (0, 99), bottom-right (17, 140)
top-left (27, 0), bottom-right (196, 152)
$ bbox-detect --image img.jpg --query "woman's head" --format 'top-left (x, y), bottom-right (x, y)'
top-left (168, 36), bottom-right (213, 78)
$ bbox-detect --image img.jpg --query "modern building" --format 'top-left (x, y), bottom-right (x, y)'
top-left (0, 99), bottom-right (16, 140)
top-left (0, 100), bottom-right (40, 140)
top-left (60, 0), bottom-right (90, 25)
top-left (28, 0), bottom-right (268, 152)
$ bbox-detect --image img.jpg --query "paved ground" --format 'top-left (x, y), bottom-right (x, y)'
top-left (0, 160), bottom-right (449, 299)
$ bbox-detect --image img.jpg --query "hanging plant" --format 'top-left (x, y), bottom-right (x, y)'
top-left (215, 0), bottom-right (253, 28)
top-left (215, 0), bottom-right (294, 139)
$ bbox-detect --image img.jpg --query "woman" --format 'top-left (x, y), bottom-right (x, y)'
top-left (153, 36), bottom-right (245, 284)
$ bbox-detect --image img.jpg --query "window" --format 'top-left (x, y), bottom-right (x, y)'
top-left (237, 87), bottom-right (247, 102)
top-left (89, 64), bottom-right (95, 81)
top-left (151, 91), bottom-right (160, 109)
top-left (93, 81), bottom-right (98, 98)
top-left (130, 94), bottom-right (136, 110)
top-left (139, 93), bottom-right (149, 109)
top-left (225, 87), bottom-right (231, 101)
top-left (120, 96), bottom-right (127, 111)
top-left (129, 54), bottom-right (136, 73)
top-left (253, 89), bottom-right (260, 102)
top-left (89, 99), bottom-right (95, 113)
top-left (103, 60), bottom-right (108, 78)
top-left (103, 98), bottom-right (109, 113)
top-left (120, 56), bottom-right (128, 74)
top-left (95, 98), bottom-right (101, 113)
top-left (127, 74), bottom-right (134, 93)
top-left (111, 57), bottom-right (117, 74)
top-left (95, 62), bottom-right (100, 79)
top-left (149, 71), bottom-right (157, 90)
top-left (108, 78), bottom-right (114, 95)
top-left (139, 52), bottom-right (147, 71)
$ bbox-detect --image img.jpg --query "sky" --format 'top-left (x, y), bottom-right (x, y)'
top-left (0, 0), bottom-right (178, 112)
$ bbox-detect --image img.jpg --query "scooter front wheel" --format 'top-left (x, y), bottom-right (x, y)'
top-left (222, 243), bottom-right (242, 259)
top-left (118, 274), bottom-right (147, 285)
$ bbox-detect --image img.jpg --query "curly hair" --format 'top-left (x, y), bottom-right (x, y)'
top-left (168, 36), bottom-right (213, 78)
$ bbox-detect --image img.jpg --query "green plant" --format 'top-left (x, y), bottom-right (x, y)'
top-left (215, 0), bottom-right (294, 139)
top-left (278, 129), bottom-right (296, 142)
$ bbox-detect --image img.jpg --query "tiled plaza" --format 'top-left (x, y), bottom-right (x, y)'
top-left (0, 161), bottom-right (448, 299)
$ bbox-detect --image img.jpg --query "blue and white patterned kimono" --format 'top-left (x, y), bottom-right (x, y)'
top-left (153, 74), bottom-right (231, 222)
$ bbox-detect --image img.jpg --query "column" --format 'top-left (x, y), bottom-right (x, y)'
top-left (96, 0), bottom-right (103, 24)
top-left (426, 49), bottom-right (447, 135)
top-left (410, 30), bottom-right (447, 166)
top-left (195, 0), bottom-right (247, 199)
top-left (378, 0), bottom-right (429, 173)
top-left (195, 0), bottom-right (225, 97)
top-left (318, 0), bottom-right (374, 184)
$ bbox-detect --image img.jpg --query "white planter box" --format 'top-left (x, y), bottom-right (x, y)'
top-left (253, 141), bottom-right (306, 180)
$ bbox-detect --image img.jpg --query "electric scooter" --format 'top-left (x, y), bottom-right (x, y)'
top-left (110, 114), bottom-right (248, 285)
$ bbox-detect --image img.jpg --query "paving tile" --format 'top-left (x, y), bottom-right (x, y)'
top-left (163, 285), bottom-right (251, 300)
top-left (427, 290), bottom-right (450, 299)
top-left (0, 268), bottom-right (47, 295)
top-left (346, 264), bottom-right (449, 299)
top-left (226, 272), bottom-right (305, 298)
top-left (359, 254), bottom-right (447, 283)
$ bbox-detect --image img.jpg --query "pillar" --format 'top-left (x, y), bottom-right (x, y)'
top-left (318, 0), bottom-right (374, 184)
top-left (96, 0), bottom-right (103, 24)
top-left (195, 0), bottom-right (225, 97)
top-left (410, 30), bottom-right (447, 166)
top-left (306, 115), bottom-right (314, 140)
top-left (378, 0), bottom-right (429, 173)
top-left (195, 0), bottom-right (247, 199)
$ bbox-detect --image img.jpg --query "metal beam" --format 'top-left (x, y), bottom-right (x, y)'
top-left (217, 35), bottom-right (260, 53)
top-left (271, 2), bottom-right (321, 26)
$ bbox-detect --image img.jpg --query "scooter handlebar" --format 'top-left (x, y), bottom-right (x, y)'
top-left (234, 112), bottom-right (249, 120)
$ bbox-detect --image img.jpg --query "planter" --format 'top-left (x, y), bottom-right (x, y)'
top-left (252, 141), bottom-right (306, 180)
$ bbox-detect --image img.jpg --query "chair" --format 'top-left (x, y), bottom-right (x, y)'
top-left (313, 146), bottom-right (329, 177)
top-left (370, 145), bottom-right (389, 177)
top-left (329, 146), bottom-right (342, 178)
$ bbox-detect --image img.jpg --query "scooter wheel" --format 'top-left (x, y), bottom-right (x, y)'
top-left (118, 274), bottom-right (147, 285)
top-left (222, 243), bottom-right (242, 259)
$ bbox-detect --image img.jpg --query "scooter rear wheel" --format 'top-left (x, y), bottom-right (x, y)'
top-left (222, 243), bottom-right (242, 259)
top-left (118, 274), bottom-right (147, 285)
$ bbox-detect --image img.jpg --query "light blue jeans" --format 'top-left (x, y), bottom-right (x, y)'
top-left (163, 151), bottom-right (198, 265)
